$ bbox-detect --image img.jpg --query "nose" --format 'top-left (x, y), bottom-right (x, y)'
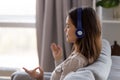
top-left (64, 27), bottom-right (67, 32)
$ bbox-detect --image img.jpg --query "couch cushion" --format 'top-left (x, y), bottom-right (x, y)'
top-left (64, 39), bottom-right (112, 80)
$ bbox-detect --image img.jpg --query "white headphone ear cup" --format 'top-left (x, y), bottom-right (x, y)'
top-left (75, 29), bottom-right (84, 38)
top-left (77, 30), bottom-right (83, 36)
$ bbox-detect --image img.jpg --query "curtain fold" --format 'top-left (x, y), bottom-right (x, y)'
top-left (36, 0), bottom-right (44, 65)
top-left (36, 0), bottom-right (93, 72)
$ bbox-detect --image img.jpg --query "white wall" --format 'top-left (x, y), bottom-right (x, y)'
top-left (99, 8), bottom-right (120, 45)
top-left (102, 23), bottom-right (120, 45)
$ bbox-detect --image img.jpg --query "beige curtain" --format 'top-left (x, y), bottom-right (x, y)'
top-left (36, 0), bottom-right (93, 72)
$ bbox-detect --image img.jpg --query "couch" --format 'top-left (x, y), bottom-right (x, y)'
top-left (11, 39), bottom-right (112, 80)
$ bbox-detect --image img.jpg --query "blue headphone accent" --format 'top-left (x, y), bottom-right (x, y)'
top-left (75, 8), bottom-right (84, 38)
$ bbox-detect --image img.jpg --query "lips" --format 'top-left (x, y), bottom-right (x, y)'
top-left (66, 35), bottom-right (68, 38)
top-left (66, 34), bottom-right (68, 38)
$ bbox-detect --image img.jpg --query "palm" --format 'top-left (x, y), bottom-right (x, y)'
top-left (51, 43), bottom-right (62, 61)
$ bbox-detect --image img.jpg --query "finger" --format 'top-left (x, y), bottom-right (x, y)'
top-left (51, 43), bottom-right (57, 51)
top-left (23, 67), bottom-right (30, 73)
top-left (51, 43), bottom-right (56, 48)
top-left (50, 43), bottom-right (55, 50)
top-left (38, 66), bottom-right (43, 74)
top-left (34, 67), bottom-right (40, 71)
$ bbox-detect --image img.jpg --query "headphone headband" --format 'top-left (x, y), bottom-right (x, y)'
top-left (77, 8), bottom-right (82, 30)
top-left (76, 8), bottom-right (84, 38)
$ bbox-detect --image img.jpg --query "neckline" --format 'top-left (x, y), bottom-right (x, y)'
top-left (71, 51), bottom-right (79, 56)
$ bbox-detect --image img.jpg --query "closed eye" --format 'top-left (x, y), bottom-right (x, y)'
top-left (67, 25), bottom-right (69, 28)
top-left (66, 24), bottom-right (70, 28)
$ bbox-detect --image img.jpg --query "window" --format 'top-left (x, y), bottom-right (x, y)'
top-left (0, 0), bottom-right (38, 69)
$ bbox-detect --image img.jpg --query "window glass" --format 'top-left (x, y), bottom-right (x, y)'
top-left (0, 28), bottom-right (38, 69)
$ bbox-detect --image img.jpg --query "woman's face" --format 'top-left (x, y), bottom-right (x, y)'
top-left (64, 16), bottom-right (77, 43)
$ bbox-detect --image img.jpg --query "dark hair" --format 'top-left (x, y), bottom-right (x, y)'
top-left (68, 7), bottom-right (102, 64)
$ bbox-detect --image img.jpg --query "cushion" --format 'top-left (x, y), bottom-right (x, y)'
top-left (64, 39), bottom-right (112, 80)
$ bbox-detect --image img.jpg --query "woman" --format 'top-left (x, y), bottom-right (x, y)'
top-left (23, 7), bottom-right (102, 80)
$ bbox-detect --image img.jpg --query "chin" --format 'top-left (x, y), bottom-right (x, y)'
top-left (66, 39), bottom-right (70, 42)
top-left (66, 39), bottom-right (73, 43)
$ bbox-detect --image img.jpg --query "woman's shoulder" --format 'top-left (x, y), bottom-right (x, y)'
top-left (72, 52), bottom-right (88, 66)
top-left (71, 52), bottom-right (87, 60)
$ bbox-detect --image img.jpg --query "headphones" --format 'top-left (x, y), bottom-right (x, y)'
top-left (75, 8), bottom-right (84, 38)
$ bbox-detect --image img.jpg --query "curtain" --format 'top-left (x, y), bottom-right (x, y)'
top-left (36, 0), bottom-right (93, 72)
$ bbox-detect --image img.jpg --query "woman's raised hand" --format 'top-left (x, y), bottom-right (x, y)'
top-left (23, 67), bottom-right (43, 80)
top-left (50, 43), bottom-right (62, 61)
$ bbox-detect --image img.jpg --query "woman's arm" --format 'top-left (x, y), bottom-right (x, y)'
top-left (54, 59), bottom-right (63, 67)
top-left (51, 43), bottom-right (63, 67)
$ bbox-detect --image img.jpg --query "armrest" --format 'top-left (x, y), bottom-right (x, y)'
top-left (11, 71), bottom-right (34, 80)
top-left (11, 71), bottom-right (51, 80)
